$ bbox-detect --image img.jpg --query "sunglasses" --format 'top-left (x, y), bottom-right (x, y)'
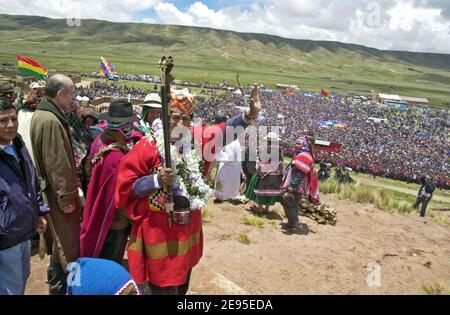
top-left (109, 122), bottom-right (133, 133)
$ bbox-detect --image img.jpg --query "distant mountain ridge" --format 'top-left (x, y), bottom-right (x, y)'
top-left (1, 14), bottom-right (449, 70)
top-left (0, 14), bottom-right (449, 108)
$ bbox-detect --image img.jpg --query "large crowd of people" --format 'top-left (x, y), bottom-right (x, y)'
top-left (194, 91), bottom-right (449, 189)
top-left (1, 74), bottom-right (266, 296)
top-left (77, 82), bottom-right (150, 100)
top-left (67, 81), bottom-right (450, 189)
top-left (1, 71), bottom-right (447, 297)
top-left (71, 82), bottom-right (449, 188)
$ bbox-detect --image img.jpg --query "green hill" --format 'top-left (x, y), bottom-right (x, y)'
top-left (0, 14), bottom-right (449, 108)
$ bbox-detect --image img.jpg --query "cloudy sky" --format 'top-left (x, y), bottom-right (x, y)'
top-left (1, 0), bottom-right (449, 53)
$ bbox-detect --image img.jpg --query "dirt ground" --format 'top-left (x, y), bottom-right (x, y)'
top-left (26, 194), bottom-right (450, 295)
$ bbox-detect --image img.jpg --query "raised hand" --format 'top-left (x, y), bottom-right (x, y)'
top-left (248, 84), bottom-right (261, 120)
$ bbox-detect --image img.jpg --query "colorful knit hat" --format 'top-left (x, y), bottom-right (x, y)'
top-left (169, 88), bottom-right (196, 115)
top-left (296, 136), bottom-right (313, 152)
top-left (66, 258), bottom-right (140, 295)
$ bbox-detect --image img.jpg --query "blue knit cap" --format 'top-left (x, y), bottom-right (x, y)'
top-left (66, 258), bottom-right (140, 295)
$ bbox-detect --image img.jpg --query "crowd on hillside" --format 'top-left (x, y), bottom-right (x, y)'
top-left (195, 91), bottom-right (450, 188)
top-left (73, 83), bottom-right (449, 187)
top-left (1, 73), bottom-right (446, 297)
top-left (76, 82), bottom-right (150, 100)
top-left (76, 82), bottom-right (221, 102)
top-left (10, 78), bottom-right (448, 188)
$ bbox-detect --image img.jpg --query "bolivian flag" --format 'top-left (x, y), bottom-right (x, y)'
top-left (17, 54), bottom-right (48, 79)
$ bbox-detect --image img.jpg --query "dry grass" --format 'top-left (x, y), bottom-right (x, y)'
top-left (320, 180), bottom-right (344, 195)
top-left (242, 215), bottom-right (265, 228)
top-left (351, 186), bottom-right (378, 204)
top-left (280, 268), bottom-right (289, 281)
top-left (428, 212), bottom-right (450, 225)
top-left (423, 261), bottom-right (433, 269)
top-left (238, 233), bottom-right (251, 245)
top-left (422, 283), bottom-right (450, 295)
top-left (320, 180), bottom-right (422, 216)
top-left (202, 206), bottom-right (213, 222)
top-left (218, 233), bottom-right (234, 241)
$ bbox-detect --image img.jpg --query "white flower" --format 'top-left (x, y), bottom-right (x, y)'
top-left (152, 128), bottom-right (213, 210)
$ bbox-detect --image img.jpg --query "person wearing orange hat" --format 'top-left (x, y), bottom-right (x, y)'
top-left (115, 85), bottom-right (262, 294)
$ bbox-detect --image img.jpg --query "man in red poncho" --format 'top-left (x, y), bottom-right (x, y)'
top-left (115, 87), bottom-right (261, 294)
top-left (281, 136), bottom-right (320, 231)
top-left (80, 100), bottom-right (142, 264)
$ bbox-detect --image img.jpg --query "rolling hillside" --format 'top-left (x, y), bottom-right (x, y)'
top-left (0, 14), bottom-right (449, 108)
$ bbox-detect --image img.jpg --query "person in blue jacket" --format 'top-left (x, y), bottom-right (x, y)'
top-left (0, 97), bottom-right (49, 295)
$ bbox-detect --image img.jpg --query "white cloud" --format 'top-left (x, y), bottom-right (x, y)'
top-left (0, 0), bottom-right (161, 22)
top-left (141, 17), bottom-right (158, 24)
top-left (153, 2), bottom-right (193, 25)
top-left (346, 1), bottom-right (450, 52)
top-left (150, 0), bottom-right (450, 53)
top-left (0, 0), bottom-right (449, 53)
top-left (187, 2), bottom-right (227, 28)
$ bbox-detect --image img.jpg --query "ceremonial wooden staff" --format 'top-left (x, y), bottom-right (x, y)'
top-left (236, 72), bottom-right (248, 105)
top-left (159, 56), bottom-right (175, 228)
top-left (236, 72), bottom-right (260, 116)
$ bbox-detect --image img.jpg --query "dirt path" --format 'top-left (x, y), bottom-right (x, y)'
top-left (26, 194), bottom-right (450, 295)
top-left (356, 178), bottom-right (450, 204)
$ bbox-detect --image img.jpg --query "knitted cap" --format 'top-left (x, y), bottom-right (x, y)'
top-left (66, 258), bottom-right (140, 295)
top-left (169, 88), bottom-right (195, 115)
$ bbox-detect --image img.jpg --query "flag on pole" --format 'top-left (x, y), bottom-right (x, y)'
top-left (100, 56), bottom-right (115, 79)
top-left (17, 54), bottom-right (48, 80)
top-left (321, 89), bottom-right (330, 98)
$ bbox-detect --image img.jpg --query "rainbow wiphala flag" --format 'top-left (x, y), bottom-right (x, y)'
top-left (100, 57), bottom-right (115, 79)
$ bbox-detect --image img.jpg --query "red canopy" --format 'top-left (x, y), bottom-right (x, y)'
top-left (314, 142), bottom-right (342, 153)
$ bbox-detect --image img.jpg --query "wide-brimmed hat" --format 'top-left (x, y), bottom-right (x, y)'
top-left (0, 82), bottom-right (14, 93)
top-left (98, 100), bottom-right (140, 123)
top-left (143, 93), bottom-right (162, 108)
top-left (29, 81), bottom-right (45, 89)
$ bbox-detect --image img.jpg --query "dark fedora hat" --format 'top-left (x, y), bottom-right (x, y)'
top-left (99, 100), bottom-right (140, 123)
top-left (0, 82), bottom-right (14, 93)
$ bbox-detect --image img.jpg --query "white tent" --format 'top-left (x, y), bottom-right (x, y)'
top-left (315, 140), bottom-right (331, 146)
top-left (367, 117), bottom-right (388, 124)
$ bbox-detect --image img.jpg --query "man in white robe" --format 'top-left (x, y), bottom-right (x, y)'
top-left (214, 139), bottom-right (242, 201)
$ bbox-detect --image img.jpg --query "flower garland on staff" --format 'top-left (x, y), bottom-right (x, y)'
top-left (150, 104), bottom-right (213, 211)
